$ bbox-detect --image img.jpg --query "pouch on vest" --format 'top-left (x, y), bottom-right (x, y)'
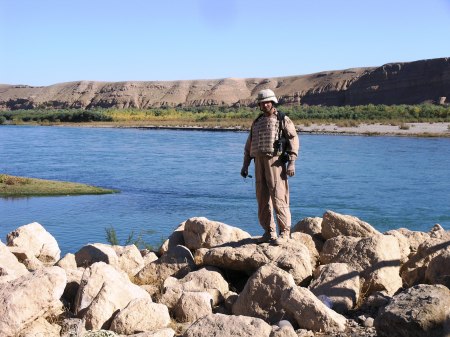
top-left (275, 111), bottom-right (289, 163)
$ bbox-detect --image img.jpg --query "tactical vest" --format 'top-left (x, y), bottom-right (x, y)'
top-left (250, 112), bottom-right (285, 157)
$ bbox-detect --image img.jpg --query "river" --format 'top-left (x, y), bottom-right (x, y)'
top-left (1, 125), bottom-right (449, 254)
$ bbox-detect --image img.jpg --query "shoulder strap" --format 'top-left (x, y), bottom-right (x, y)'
top-left (254, 113), bottom-right (264, 123)
top-left (277, 111), bottom-right (286, 138)
top-left (277, 111), bottom-right (286, 122)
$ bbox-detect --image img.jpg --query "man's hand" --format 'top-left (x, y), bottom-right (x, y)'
top-left (287, 161), bottom-right (295, 177)
top-left (240, 166), bottom-right (248, 178)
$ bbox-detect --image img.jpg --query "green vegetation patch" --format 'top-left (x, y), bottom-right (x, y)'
top-left (0, 109), bottom-right (112, 124)
top-left (1, 104), bottom-right (449, 127)
top-left (0, 174), bottom-right (117, 197)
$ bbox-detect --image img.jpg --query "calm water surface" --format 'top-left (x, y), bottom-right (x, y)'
top-left (1, 125), bottom-right (449, 254)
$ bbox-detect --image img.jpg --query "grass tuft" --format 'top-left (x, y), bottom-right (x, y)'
top-left (0, 174), bottom-right (117, 197)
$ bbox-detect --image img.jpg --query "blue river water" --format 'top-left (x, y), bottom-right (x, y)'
top-left (1, 125), bottom-right (449, 255)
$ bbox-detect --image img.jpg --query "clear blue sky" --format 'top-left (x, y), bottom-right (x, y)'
top-left (1, 0), bottom-right (449, 86)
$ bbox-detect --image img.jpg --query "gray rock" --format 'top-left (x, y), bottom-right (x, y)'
top-left (375, 284), bottom-right (450, 337)
top-left (425, 248), bottom-right (450, 287)
top-left (401, 236), bottom-right (450, 287)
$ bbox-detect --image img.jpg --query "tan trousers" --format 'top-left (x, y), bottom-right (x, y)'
top-left (254, 155), bottom-right (291, 235)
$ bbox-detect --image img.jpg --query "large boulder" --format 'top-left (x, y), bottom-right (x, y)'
top-left (112, 244), bottom-right (145, 278)
top-left (8, 246), bottom-right (45, 271)
top-left (293, 216), bottom-right (323, 237)
top-left (401, 236), bottom-right (450, 287)
top-left (183, 313), bottom-right (272, 337)
top-left (319, 235), bottom-right (360, 265)
top-left (183, 217), bottom-right (251, 250)
top-left (384, 229), bottom-right (411, 263)
top-left (74, 243), bottom-right (119, 268)
top-left (374, 284), bottom-right (450, 337)
top-left (161, 266), bottom-right (229, 309)
top-left (292, 216), bottom-right (325, 251)
top-left (395, 227), bottom-right (430, 255)
top-left (110, 298), bottom-right (170, 335)
top-left (0, 266), bottom-right (66, 336)
top-left (328, 234), bottom-right (402, 295)
top-left (57, 253), bottom-right (78, 270)
top-left (232, 264), bottom-right (297, 324)
top-left (6, 222), bottom-right (61, 265)
top-left (290, 232), bottom-right (319, 267)
top-left (74, 262), bottom-right (150, 330)
top-left (425, 248), bottom-right (450, 287)
top-left (0, 240), bottom-right (29, 283)
top-left (159, 221), bottom-right (186, 255)
top-left (173, 291), bottom-right (213, 323)
top-left (321, 210), bottom-right (380, 240)
top-left (134, 245), bottom-right (196, 286)
top-left (309, 263), bottom-right (360, 313)
top-left (202, 240), bottom-right (312, 285)
top-left (281, 286), bottom-right (347, 332)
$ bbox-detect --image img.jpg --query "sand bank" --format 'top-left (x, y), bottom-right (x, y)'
top-left (297, 122), bottom-right (450, 137)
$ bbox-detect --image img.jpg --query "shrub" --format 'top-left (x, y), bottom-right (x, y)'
top-left (105, 226), bottom-right (155, 250)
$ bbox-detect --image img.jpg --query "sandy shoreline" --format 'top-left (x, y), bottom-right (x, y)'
top-left (52, 121), bottom-right (450, 137)
top-left (296, 122), bottom-right (450, 137)
top-left (110, 122), bottom-right (450, 137)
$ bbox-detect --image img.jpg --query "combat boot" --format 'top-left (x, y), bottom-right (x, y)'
top-left (258, 231), bottom-right (277, 244)
top-left (274, 230), bottom-right (290, 245)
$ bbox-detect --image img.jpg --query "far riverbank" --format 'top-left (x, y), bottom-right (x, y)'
top-left (59, 121), bottom-right (450, 137)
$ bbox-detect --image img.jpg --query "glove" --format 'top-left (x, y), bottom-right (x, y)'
top-left (287, 161), bottom-right (295, 177)
top-left (240, 166), bottom-right (248, 178)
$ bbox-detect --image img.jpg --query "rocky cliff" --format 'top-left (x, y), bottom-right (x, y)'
top-left (1, 57), bottom-right (449, 110)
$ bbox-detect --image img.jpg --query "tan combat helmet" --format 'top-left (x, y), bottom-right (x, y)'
top-left (256, 89), bottom-right (278, 104)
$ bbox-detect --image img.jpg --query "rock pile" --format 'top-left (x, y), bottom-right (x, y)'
top-left (1, 213), bottom-right (450, 337)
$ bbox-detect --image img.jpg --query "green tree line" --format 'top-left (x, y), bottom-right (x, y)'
top-left (0, 104), bottom-right (449, 125)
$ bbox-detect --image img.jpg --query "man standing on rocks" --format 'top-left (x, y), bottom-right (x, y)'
top-left (240, 89), bottom-right (299, 244)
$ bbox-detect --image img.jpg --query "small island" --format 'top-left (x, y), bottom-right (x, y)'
top-left (0, 174), bottom-right (117, 197)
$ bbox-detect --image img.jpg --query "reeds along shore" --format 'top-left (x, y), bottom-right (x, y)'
top-left (1, 211), bottom-right (450, 336)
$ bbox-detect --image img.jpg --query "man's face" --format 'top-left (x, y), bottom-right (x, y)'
top-left (259, 101), bottom-right (274, 114)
